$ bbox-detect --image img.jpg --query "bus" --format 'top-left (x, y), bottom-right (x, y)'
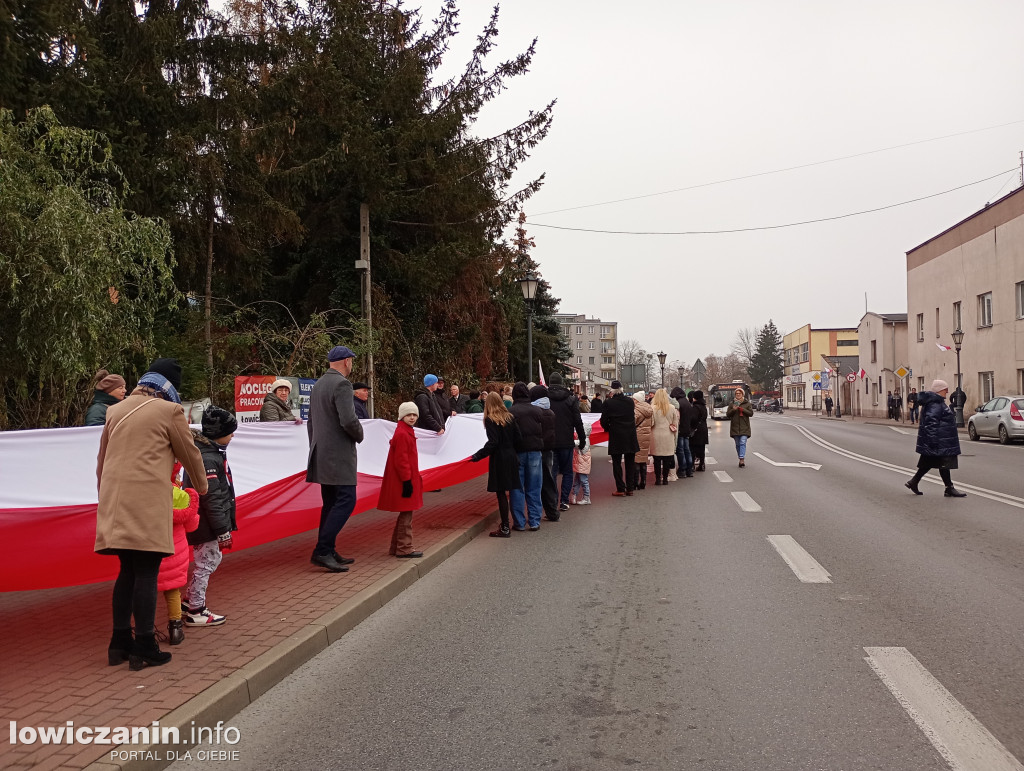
top-left (708, 381), bottom-right (751, 420)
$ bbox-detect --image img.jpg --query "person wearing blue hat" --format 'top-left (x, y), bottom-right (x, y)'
top-left (306, 345), bottom-right (363, 572)
top-left (413, 374), bottom-right (446, 434)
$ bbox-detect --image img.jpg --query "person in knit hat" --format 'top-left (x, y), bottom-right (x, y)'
top-left (905, 379), bottom-right (966, 498)
top-left (181, 406), bottom-right (239, 627)
top-left (261, 379), bottom-right (301, 423)
top-left (376, 403), bottom-right (424, 558)
top-left (84, 369), bottom-right (127, 426)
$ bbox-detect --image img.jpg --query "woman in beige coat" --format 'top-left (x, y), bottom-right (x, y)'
top-left (649, 389), bottom-right (680, 485)
top-left (95, 358), bottom-right (208, 671)
top-left (632, 392), bottom-right (654, 489)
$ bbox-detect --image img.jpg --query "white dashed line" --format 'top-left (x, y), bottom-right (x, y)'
top-left (713, 471), bottom-right (733, 483)
top-left (864, 647), bottom-right (1024, 771)
top-left (731, 491), bottom-right (762, 512)
top-left (705, 456), bottom-right (718, 465)
top-left (890, 426), bottom-right (914, 435)
top-left (766, 535), bottom-right (832, 583)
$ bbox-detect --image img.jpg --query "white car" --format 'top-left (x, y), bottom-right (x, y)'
top-left (967, 395), bottom-right (1024, 444)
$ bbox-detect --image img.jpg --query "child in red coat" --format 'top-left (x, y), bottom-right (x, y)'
top-left (157, 464), bottom-right (200, 645)
top-left (377, 402), bottom-right (424, 558)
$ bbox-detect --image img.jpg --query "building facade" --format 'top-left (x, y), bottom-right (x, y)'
top-left (854, 312), bottom-right (908, 418)
top-left (782, 324), bottom-right (859, 410)
top-left (554, 314), bottom-right (618, 396)
top-left (906, 185), bottom-right (1024, 414)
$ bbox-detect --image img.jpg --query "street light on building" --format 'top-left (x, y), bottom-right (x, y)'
top-left (951, 326), bottom-right (965, 427)
top-left (518, 273), bottom-right (539, 383)
top-left (657, 351), bottom-right (666, 389)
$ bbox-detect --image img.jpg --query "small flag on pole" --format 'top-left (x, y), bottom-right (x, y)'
top-left (538, 360), bottom-right (546, 386)
top-left (936, 343), bottom-right (952, 351)
top-left (857, 367), bottom-right (867, 379)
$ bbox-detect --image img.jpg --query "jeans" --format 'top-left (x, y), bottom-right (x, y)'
top-left (733, 435), bottom-right (748, 459)
top-left (315, 484), bottom-right (357, 557)
top-left (510, 451), bottom-right (543, 528)
top-left (910, 406), bottom-right (919, 423)
top-left (112, 550), bottom-right (163, 635)
top-left (610, 453), bottom-right (636, 492)
top-left (676, 434), bottom-right (692, 473)
top-left (571, 473), bottom-right (590, 500)
top-left (184, 540), bottom-right (223, 610)
top-left (552, 447), bottom-right (575, 505)
top-left (540, 450), bottom-right (558, 516)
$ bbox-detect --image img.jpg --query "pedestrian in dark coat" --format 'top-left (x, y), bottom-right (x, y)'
top-left (905, 380), bottom-right (965, 497)
top-left (671, 387), bottom-right (695, 477)
top-left (508, 382), bottom-right (545, 529)
top-left (600, 382), bottom-right (639, 495)
top-left (530, 384), bottom-right (560, 521)
top-left (547, 373), bottom-right (586, 510)
top-left (465, 391), bottom-right (484, 413)
top-left (306, 346), bottom-right (364, 573)
top-left (590, 396), bottom-right (603, 413)
top-left (887, 391), bottom-right (894, 420)
top-left (85, 370), bottom-right (127, 426)
top-left (434, 377), bottom-right (451, 418)
top-left (824, 395), bottom-right (834, 418)
top-left (471, 393), bottom-right (523, 537)
top-left (351, 382), bottom-right (371, 420)
top-left (413, 375), bottom-right (446, 434)
top-left (377, 402), bottom-right (424, 558)
top-left (690, 391), bottom-right (709, 471)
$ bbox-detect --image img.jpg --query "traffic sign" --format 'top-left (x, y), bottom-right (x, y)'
top-left (846, 373), bottom-right (856, 383)
top-left (895, 365), bottom-right (909, 379)
top-left (812, 382), bottom-right (823, 390)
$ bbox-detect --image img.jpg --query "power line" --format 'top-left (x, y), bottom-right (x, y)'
top-left (528, 168), bottom-right (1016, 236)
top-left (530, 118), bottom-right (1024, 217)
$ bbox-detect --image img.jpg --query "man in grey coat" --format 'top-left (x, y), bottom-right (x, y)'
top-left (306, 345), bottom-right (364, 572)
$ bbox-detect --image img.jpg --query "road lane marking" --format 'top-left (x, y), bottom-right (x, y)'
top-left (753, 451), bottom-right (822, 470)
top-left (705, 456), bottom-right (718, 465)
top-left (864, 647), bottom-right (1024, 771)
top-left (731, 492), bottom-right (761, 512)
top-left (766, 535), bottom-right (832, 583)
top-left (792, 425), bottom-right (1024, 510)
top-left (890, 426), bottom-right (915, 435)
top-left (713, 471), bottom-right (733, 483)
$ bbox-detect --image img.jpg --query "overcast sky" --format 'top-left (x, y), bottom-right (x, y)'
top-left (438, 0), bottom-right (1024, 366)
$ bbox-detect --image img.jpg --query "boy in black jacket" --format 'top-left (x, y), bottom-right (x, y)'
top-left (182, 407), bottom-right (238, 627)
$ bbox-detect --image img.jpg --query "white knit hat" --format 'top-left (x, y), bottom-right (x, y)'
top-left (271, 378), bottom-right (291, 392)
top-left (398, 402), bottom-right (419, 420)
top-left (930, 379), bottom-right (949, 392)
top-left (633, 391), bottom-right (646, 402)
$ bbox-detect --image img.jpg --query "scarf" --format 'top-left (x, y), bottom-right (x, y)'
top-left (137, 371), bottom-right (182, 404)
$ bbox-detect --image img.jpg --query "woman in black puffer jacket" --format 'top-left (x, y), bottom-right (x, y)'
top-left (905, 379), bottom-right (965, 497)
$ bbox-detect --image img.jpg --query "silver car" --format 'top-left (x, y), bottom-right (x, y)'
top-left (967, 395), bottom-right (1024, 444)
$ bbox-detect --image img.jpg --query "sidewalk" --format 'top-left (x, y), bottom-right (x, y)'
top-left (1, 478), bottom-right (495, 771)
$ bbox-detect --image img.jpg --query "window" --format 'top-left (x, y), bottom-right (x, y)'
top-left (588, 341), bottom-right (595, 349)
top-left (600, 326), bottom-right (611, 337)
top-left (575, 326), bottom-right (583, 335)
top-left (837, 339), bottom-right (857, 347)
top-left (1016, 281), bottom-right (1024, 319)
top-left (577, 356), bottom-right (582, 364)
top-left (979, 371), bottom-right (995, 402)
top-left (870, 340), bottom-right (877, 363)
top-left (1019, 369), bottom-right (1024, 394)
top-left (935, 308), bottom-right (940, 339)
top-left (978, 293), bottom-right (993, 327)
top-left (918, 377), bottom-right (925, 392)
top-left (601, 342), bottom-right (612, 353)
top-left (800, 342), bottom-right (809, 362)
top-left (589, 356), bottom-right (595, 364)
top-left (603, 356), bottom-right (613, 364)
top-left (916, 314), bottom-right (924, 342)
top-left (588, 325), bottom-right (595, 334)
top-left (561, 325), bottom-right (570, 338)
top-left (576, 341), bottom-right (582, 350)
top-left (953, 301), bottom-right (962, 330)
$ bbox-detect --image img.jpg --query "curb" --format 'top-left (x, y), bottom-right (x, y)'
top-left (84, 510), bottom-right (498, 771)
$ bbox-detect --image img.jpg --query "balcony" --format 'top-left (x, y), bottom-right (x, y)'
top-left (600, 363), bottom-right (616, 371)
top-left (601, 347), bottom-right (615, 355)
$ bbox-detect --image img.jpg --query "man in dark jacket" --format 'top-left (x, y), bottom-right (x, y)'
top-left (306, 345), bottom-right (364, 572)
top-left (413, 375), bottom-right (446, 434)
top-left (352, 382), bottom-right (370, 420)
top-left (601, 382), bottom-right (640, 495)
top-left (449, 384), bottom-right (468, 415)
top-left (907, 388), bottom-right (919, 424)
top-left (509, 382), bottom-right (545, 529)
top-left (547, 373), bottom-right (586, 510)
top-left (671, 387), bottom-right (695, 477)
top-left (529, 384), bottom-right (560, 521)
top-left (434, 376), bottom-right (451, 419)
top-left (906, 379), bottom-right (965, 497)
top-left (590, 395), bottom-right (603, 413)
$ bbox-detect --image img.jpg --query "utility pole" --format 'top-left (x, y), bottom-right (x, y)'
top-left (356, 203), bottom-right (374, 418)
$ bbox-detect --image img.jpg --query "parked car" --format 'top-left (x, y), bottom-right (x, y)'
top-left (967, 395), bottom-right (1024, 444)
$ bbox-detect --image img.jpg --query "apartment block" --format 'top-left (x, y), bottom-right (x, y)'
top-left (554, 314), bottom-right (618, 396)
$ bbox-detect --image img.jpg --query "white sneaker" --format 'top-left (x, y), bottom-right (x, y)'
top-left (667, 471), bottom-right (678, 482)
top-left (578, 498), bottom-right (591, 505)
top-left (569, 494), bottom-right (576, 505)
top-left (183, 606), bottom-right (226, 627)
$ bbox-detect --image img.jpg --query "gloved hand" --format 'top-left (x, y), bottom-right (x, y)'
top-left (217, 532), bottom-right (233, 552)
top-left (401, 480), bottom-right (413, 498)
top-left (578, 439), bottom-right (586, 451)
top-left (470, 453), bottom-right (481, 463)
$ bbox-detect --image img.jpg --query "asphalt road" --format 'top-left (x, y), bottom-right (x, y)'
top-left (171, 412), bottom-right (1024, 771)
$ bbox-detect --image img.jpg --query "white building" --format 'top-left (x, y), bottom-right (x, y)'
top-left (554, 314), bottom-right (618, 396)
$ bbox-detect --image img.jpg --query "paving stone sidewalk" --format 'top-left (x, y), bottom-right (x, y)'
top-left (1, 478), bottom-right (493, 771)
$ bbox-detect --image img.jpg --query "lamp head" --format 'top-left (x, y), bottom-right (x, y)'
top-left (951, 327), bottom-right (964, 348)
top-left (518, 272), bottom-right (540, 302)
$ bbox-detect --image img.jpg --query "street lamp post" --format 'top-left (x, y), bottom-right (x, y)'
top-left (677, 366), bottom-right (684, 391)
top-left (518, 273), bottom-right (540, 383)
top-left (951, 326), bottom-right (965, 427)
top-left (657, 351), bottom-right (667, 390)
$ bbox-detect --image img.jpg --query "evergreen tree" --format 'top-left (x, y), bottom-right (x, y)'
top-left (748, 320), bottom-right (784, 391)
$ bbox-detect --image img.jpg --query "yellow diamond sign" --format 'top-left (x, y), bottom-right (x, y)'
top-left (895, 365), bottom-right (909, 379)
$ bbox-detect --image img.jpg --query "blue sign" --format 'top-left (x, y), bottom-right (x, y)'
top-left (298, 378), bottom-right (317, 420)
top-left (812, 382), bottom-right (823, 390)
